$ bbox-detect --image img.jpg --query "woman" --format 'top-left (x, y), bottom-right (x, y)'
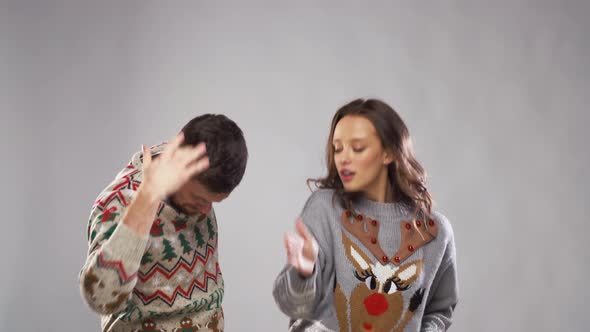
top-left (273, 99), bottom-right (458, 332)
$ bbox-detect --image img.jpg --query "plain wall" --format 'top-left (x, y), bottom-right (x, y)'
top-left (1, 1), bottom-right (588, 331)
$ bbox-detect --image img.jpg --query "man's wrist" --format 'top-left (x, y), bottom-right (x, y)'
top-left (122, 185), bottom-right (162, 235)
top-left (137, 180), bottom-right (165, 204)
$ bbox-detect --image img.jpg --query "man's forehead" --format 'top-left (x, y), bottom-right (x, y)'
top-left (188, 180), bottom-right (229, 201)
top-left (210, 192), bottom-right (230, 202)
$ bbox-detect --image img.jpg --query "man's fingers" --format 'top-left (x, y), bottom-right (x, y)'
top-left (142, 145), bottom-right (152, 167)
top-left (171, 132), bottom-right (185, 149)
top-left (185, 156), bottom-right (210, 178)
top-left (162, 132), bottom-right (185, 160)
top-left (176, 143), bottom-right (207, 167)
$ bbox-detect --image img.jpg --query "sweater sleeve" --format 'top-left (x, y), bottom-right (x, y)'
top-left (79, 189), bottom-right (150, 315)
top-left (272, 191), bottom-right (335, 319)
top-left (421, 222), bottom-right (459, 332)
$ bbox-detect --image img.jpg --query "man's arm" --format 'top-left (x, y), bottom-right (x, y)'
top-left (79, 187), bottom-right (156, 314)
top-left (79, 134), bottom-right (209, 314)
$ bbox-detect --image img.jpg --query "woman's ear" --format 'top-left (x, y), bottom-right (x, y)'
top-left (383, 149), bottom-right (395, 166)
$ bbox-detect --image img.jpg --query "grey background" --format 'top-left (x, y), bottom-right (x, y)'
top-left (1, 1), bottom-right (588, 331)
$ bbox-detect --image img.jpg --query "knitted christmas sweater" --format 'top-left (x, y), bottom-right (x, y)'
top-left (80, 143), bottom-right (224, 332)
top-left (273, 189), bottom-right (458, 332)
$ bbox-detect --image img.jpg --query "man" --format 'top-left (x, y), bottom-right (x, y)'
top-left (80, 114), bottom-right (247, 331)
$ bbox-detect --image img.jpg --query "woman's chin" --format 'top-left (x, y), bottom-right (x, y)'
top-left (343, 184), bottom-right (361, 192)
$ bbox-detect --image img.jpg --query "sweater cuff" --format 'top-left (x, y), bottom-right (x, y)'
top-left (103, 222), bottom-right (150, 265)
top-left (286, 265), bottom-right (317, 298)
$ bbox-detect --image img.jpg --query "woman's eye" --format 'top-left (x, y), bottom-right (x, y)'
top-left (353, 147), bottom-right (365, 153)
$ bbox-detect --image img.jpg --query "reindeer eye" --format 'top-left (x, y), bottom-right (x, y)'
top-left (389, 276), bottom-right (410, 292)
top-left (383, 280), bottom-right (394, 294)
top-left (354, 270), bottom-right (377, 290)
top-left (354, 270), bottom-right (366, 282)
top-left (366, 276), bottom-right (376, 290)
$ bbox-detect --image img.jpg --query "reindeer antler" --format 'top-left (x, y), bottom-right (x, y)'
top-left (392, 218), bottom-right (438, 265)
top-left (340, 210), bottom-right (389, 264)
top-left (340, 210), bottom-right (439, 266)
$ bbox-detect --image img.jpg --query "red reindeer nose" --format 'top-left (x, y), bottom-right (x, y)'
top-left (364, 293), bottom-right (388, 316)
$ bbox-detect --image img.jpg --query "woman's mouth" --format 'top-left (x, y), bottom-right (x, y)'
top-left (340, 169), bottom-right (355, 182)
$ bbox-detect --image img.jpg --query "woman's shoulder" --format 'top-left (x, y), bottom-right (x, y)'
top-left (299, 189), bottom-right (341, 239)
top-left (299, 188), bottom-right (342, 220)
top-left (308, 188), bottom-right (336, 200)
top-left (302, 188), bottom-right (338, 211)
top-left (430, 210), bottom-right (455, 243)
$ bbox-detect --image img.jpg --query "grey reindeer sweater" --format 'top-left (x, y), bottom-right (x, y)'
top-left (273, 189), bottom-right (458, 332)
top-left (80, 143), bottom-right (224, 332)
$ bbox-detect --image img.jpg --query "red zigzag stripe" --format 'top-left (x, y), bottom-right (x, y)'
top-left (138, 244), bottom-right (216, 282)
top-left (94, 170), bottom-right (140, 208)
top-left (112, 170), bottom-right (140, 191)
top-left (96, 190), bottom-right (129, 208)
top-left (97, 252), bottom-right (138, 284)
top-left (134, 263), bottom-right (220, 305)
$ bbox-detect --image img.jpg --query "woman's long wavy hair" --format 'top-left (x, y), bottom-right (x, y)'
top-left (308, 98), bottom-right (433, 218)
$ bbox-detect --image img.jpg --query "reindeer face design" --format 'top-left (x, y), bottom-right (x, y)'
top-left (343, 232), bottom-right (422, 332)
top-left (334, 214), bottom-right (438, 332)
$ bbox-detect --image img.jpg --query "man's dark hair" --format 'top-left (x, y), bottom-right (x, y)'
top-left (180, 114), bottom-right (248, 193)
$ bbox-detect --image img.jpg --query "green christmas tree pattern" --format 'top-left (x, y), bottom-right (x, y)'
top-left (194, 225), bottom-right (205, 248)
top-left (161, 239), bottom-right (178, 261)
top-left (141, 252), bottom-right (153, 265)
top-left (102, 224), bottom-right (118, 241)
top-left (206, 218), bottom-right (216, 240)
top-left (178, 234), bottom-right (193, 254)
